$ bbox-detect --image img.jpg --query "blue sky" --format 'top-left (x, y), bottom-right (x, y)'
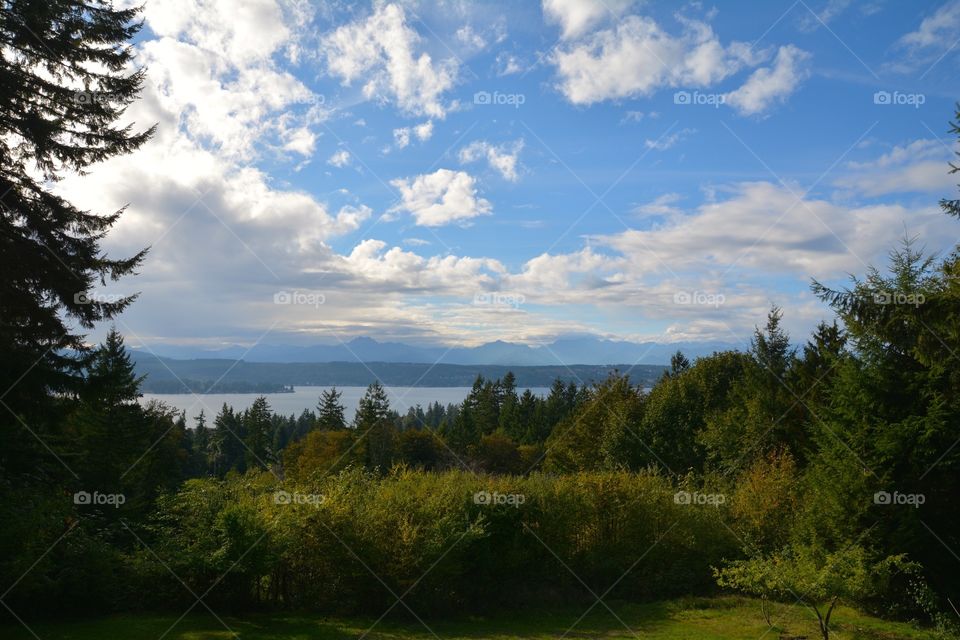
top-left (63, 0), bottom-right (960, 352)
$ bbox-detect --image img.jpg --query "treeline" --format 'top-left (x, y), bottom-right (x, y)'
top-left (181, 373), bottom-right (584, 478)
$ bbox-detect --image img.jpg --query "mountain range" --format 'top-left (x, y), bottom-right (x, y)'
top-left (133, 336), bottom-right (739, 366)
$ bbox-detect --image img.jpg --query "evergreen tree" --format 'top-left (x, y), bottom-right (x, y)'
top-left (354, 382), bottom-right (395, 471)
top-left (498, 372), bottom-right (522, 437)
top-left (210, 404), bottom-right (245, 476)
top-left (317, 387), bottom-right (346, 430)
top-left (192, 410), bottom-right (210, 476)
top-left (0, 1), bottom-right (154, 429)
top-left (670, 351), bottom-right (691, 376)
top-left (74, 328), bottom-right (145, 491)
top-left (243, 397), bottom-right (273, 470)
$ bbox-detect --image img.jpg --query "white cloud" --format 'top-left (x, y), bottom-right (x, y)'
top-left (321, 3), bottom-right (458, 117)
top-left (835, 139), bottom-right (955, 196)
top-left (633, 193), bottom-right (684, 220)
top-left (645, 128), bottom-right (696, 151)
top-left (459, 139), bottom-right (524, 181)
top-left (551, 15), bottom-right (763, 105)
top-left (393, 127), bottom-right (411, 149)
top-left (389, 169), bottom-right (492, 226)
top-left (414, 120), bottom-right (434, 141)
top-left (495, 52), bottom-right (523, 76)
top-left (594, 181), bottom-right (955, 281)
top-left (391, 120), bottom-right (432, 151)
top-left (898, 1), bottom-right (960, 52)
top-left (327, 149), bottom-right (351, 167)
top-left (542, 0), bottom-right (635, 40)
top-left (723, 45), bottom-right (811, 116)
top-left (455, 25), bottom-right (486, 50)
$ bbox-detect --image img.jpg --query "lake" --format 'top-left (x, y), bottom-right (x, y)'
top-left (140, 385), bottom-right (552, 422)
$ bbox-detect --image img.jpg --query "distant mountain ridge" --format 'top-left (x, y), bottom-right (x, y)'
top-left (133, 336), bottom-right (739, 366)
top-left (133, 356), bottom-right (668, 393)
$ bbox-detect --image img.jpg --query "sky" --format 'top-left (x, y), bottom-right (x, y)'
top-left (61, 0), bottom-right (960, 353)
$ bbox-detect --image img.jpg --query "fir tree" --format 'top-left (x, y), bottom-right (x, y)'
top-left (317, 387), bottom-right (347, 430)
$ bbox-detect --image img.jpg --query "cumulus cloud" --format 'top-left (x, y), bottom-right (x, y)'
top-left (897, 0), bottom-right (960, 54)
top-left (723, 45), bottom-right (811, 115)
top-left (391, 120), bottom-right (433, 150)
top-left (321, 3), bottom-right (458, 117)
top-left (389, 169), bottom-right (492, 226)
top-left (594, 181), bottom-right (955, 281)
top-left (542, 0), bottom-right (636, 40)
top-left (137, 2), bottom-right (321, 161)
top-left (458, 139), bottom-right (524, 181)
top-left (327, 149), bottom-right (351, 167)
top-left (551, 14), bottom-right (763, 105)
top-left (495, 52), bottom-right (523, 76)
top-left (835, 139), bottom-right (956, 196)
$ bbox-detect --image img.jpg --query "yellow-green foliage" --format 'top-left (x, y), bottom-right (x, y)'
top-left (152, 468), bottom-right (739, 614)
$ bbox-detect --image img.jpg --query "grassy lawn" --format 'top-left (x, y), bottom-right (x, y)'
top-left (2, 597), bottom-right (937, 639)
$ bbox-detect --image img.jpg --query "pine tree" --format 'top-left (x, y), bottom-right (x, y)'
top-left (498, 372), bottom-right (522, 438)
top-left (354, 382), bottom-right (395, 471)
top-left (244, 397), bottom-right (274, 470)
top-left (74, 328), bottom-right (146, 490)
top-left (192, 410), bottom-right (210, 476)
top-left (0, 1), bottom-right (155, 428)
top-left (317, 387), bottom-right (346, 430)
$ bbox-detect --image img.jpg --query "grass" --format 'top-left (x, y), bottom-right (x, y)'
top-left (1, 597), bottom-right (939, 639)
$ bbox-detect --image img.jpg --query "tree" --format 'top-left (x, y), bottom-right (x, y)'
top-left (477, 432), bottom-right (523, 474)
top-left (243, 397), bottom-right (274, 470)
top-left (283, 429), bottom-right (359, 481)
top-left (72, 329), bottom-right (148, 504)
top-left (498, 372), bottom-right (522, 437)
top-left (716, 545), bottom-right (911, 640)
top-left (210, 404), bottom-right (246, 476)
top-left (317, 387), bottom-right (346, 430)
top-left (399, 428), bottom-right (444, 470)
top-left (354, 382), bottom-right (396, 471)
top-left (191, 410), bottom-right (210, 476)
top-left (0, 1), bottom-right (154, 428)
top-left (699, 309), bottom-right (800, 472)
top-left (669, 351), bottom-right (690, 376)
top-left (545, 374), bottom-right (646, 472)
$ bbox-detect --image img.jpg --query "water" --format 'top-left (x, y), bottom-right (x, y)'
top-left (140, 386), bottom-right (552, 422)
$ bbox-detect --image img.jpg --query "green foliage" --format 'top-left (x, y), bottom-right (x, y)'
top-left (144, 469), bottom-right (738, 615)
top-left (716, 545), bottom-right (913, 639)
top-left (0, 0), bottom-right (154, 426)
top-left (545, 374), bottom-right (647, 472)
top-left (316, 387), bottom-right (346, 430)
